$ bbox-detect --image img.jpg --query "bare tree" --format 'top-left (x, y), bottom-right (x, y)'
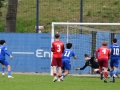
top-left (5, 0), bottom-right (18, 32)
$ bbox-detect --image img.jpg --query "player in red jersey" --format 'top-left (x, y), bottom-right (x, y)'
top-left (51, 34), bottom-right (64, 82)
top-left (96, 41), bottom-right (110, 83)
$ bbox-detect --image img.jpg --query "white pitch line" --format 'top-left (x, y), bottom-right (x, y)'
top-left (12, 52), bottom-right (34, 54)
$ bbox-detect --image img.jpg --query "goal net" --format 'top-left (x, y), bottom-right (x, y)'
top-left (51, 22), bottom-right (120, 75)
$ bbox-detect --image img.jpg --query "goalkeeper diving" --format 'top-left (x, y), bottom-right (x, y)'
top-left (75, 54), bottom-right (120, 79)
top-left (75, 54), bottom-right (100, 73)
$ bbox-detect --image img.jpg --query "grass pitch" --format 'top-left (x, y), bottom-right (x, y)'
top-left (0, 74), bottom-right (120, 90)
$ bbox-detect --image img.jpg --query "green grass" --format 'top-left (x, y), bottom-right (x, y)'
top-left (0, 74), bottom-right (120, 90)
top-left (1, 0), bottom-right (120, 33)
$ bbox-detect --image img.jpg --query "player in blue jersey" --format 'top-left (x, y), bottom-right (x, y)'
top-left (0, 40), bottom-right (14, 78)
top-left (109, 38), bottom-right (120, 82)
top-left (60, 43), bottom-right (76, 81)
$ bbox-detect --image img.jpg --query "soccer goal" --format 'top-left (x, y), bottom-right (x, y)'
top-left (51, 22), bottom-right (120, 75)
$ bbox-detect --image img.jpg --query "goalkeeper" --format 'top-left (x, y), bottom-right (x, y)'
top-left (75, 54), bottom-right (112, 74)
top-left (75, 54), bottom-right (100, 73)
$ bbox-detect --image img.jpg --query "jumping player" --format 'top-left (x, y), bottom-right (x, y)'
top-left (109, 38), bottom-right (120, 82)
top-left (96, 41), bottom-right (110, 83)
top-left (0, 40), bottom-right (14, 78)
top-left (51, 34), bottom-right (64, 82)
top-left (60, 43), bottom-right (76, 81)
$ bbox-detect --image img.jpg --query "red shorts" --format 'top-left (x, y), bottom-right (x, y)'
top-left (98, 58), bottom-right (108, 68)
top-left (51, 57), bottom-right (62, 67)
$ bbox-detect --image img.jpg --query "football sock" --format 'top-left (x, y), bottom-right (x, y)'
top-left (99, 68), bottom-right (103, 73)
top-left (104, 72), bottom-right (108, 78)
top-left (110, 70), bottom-right (113, 77)
top-left (53, 73), bottom-right (57, 77)
top-left (8, 71), bottom-right (11, 76)
top-left (113, 70), bottom-right (118, 75)
top-left (58, 75), bottom-right (61, 78)
top-left (2, 68), bottom-right (5, 73)
top-left (62, 74), bottom-right (65, 78)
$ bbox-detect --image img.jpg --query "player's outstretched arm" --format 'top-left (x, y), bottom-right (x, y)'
top-left (75, 62), bottom-right (88, 70)
top-left (79, 62), bottom-right (88, 70)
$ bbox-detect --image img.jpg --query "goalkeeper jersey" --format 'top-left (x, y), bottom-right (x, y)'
top-left (80, 57), bottom-right (99, 70)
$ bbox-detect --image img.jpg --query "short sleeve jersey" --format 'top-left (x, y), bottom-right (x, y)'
top-left (109, 44), bottom-right (120, 59)
top-left (62, 49), bottom-right (75, 61)
top-left (96, 46), bottom-right (110, 60)
top-left (0, 46), bottom-right (10, 60)
top-left (51, 40), bottom-right (64, 58)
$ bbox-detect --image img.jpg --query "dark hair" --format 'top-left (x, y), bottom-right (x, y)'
top-left (55, 34), bottom-right (60, 38)
top-left (84, 54), bottom-right (89, 57)
top-left (0, 40), bottom-right (6, 45)
top-left (102, 41), bottom-right (108, 46)
top-left (113, 38), bottom-right (117, 43)
top-left (66, 43), bottom-right (72, 49)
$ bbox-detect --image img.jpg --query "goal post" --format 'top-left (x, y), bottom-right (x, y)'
top-left (50, 22), bottom-right (120, 75)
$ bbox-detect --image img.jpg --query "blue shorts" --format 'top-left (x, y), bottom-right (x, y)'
top-left (62, 59), bottom-right (71, 70)
top-left (0, 59), bottom-right (9, 66)
top-left (110, 59), bottom-right (119, 67)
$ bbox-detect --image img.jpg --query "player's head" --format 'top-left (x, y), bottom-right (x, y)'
top-left (102, 41), bottom-right (108, 46)
top-left (112, 38), bottom-right (117, 43)
top-left (84, 54), bottom-right (89, 57)
top-left (55, 34), bottom-right (60, 39)
top-left (0, 40), bottom-right (6, 45)
top-left (66, 43), bottom-right (72, 49)
top-left (84, 54), bottom-right (90, 61)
